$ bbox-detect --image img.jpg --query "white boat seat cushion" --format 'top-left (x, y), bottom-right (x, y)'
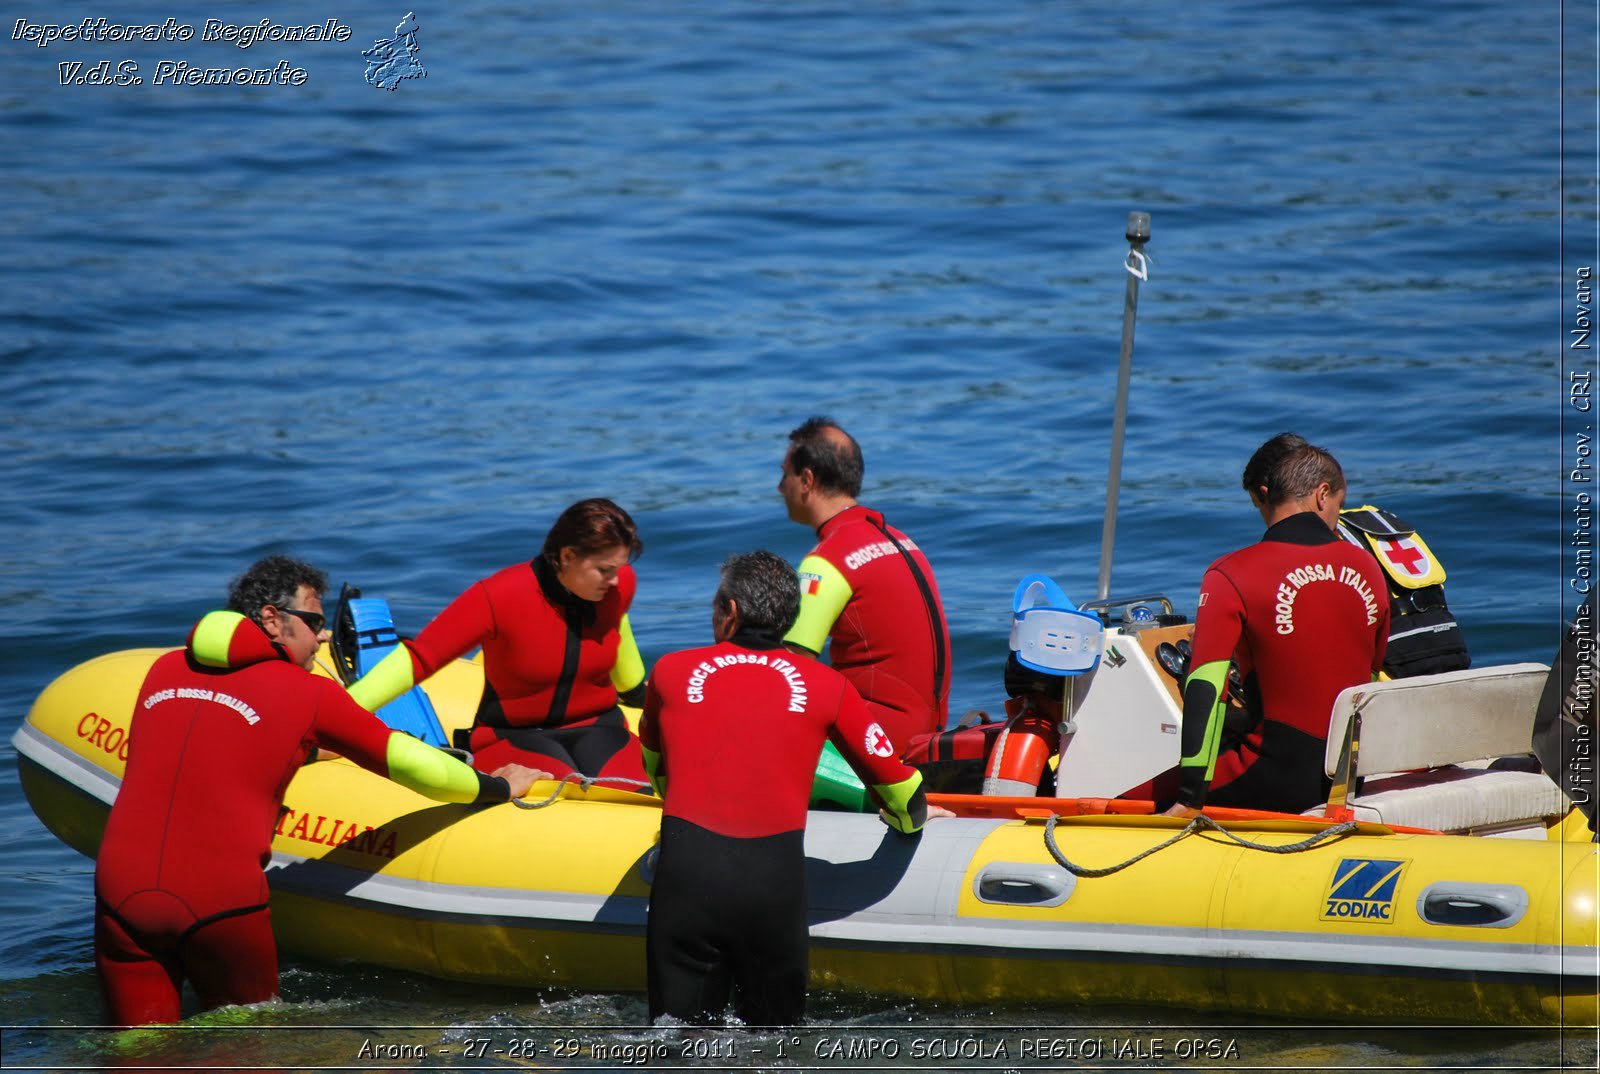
top-left (1310, 663), bottom-right (1566, 834)
top-left (1305, 765), bottom-right (1568, 832)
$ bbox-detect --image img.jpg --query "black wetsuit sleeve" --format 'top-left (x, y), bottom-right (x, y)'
top-left (474, 771), bottom-right (512, 803)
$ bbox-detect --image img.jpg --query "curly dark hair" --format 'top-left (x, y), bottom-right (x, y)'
top-left (715, 550), bottom-right (800, 635)
top-left (787, 416), bottom-right (863, 498)
top-left (226, 555), bottom-right (328, 626)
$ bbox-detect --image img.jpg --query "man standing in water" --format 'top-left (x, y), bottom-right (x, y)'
top-left (94, 555), bottom-right (545, 1026)
top-left (638, 551), bottom-right (934, 1024)
top-left (777, 417), bottom-right (952, 749)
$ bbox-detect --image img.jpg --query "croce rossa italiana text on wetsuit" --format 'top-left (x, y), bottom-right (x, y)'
top-left (1177, 511), bottom-right (1389, 812)
top-left (96, 611), bottom-right (512, 1025)
top-left (638, 632), bottom-right (928, 1024)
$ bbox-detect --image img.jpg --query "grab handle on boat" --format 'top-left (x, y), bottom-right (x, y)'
top-left (1416, 882), bottom-right (1529, 929)
top-left (973, 863), bottom-right (1077, 907)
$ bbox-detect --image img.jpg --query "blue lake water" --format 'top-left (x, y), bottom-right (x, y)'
top-left (1, 1), bottom-right (1594, 1070)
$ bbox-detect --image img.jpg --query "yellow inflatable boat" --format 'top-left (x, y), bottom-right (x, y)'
top-left (12, 625), bottom-right (1599, 1027)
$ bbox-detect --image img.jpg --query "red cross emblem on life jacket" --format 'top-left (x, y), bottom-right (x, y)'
top-left (864, 722), bottom-right (895, 758)
top-left (1378, 536), bottom-right (1431, 579)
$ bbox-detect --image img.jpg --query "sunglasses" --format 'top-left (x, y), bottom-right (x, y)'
top-left (276, 606), bottom-right (326, 634)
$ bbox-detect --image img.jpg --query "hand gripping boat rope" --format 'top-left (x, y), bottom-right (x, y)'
top-left (1041, 813), bottom-right (1361, 879)
top-left (512, 772), bottom-right (653, 809)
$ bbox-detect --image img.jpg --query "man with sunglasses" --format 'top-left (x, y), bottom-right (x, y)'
top-left (94, 555), bottom-right (548, 1027)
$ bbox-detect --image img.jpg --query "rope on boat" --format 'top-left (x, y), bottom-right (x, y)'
top-left (1041, 812), bottom-right (1360, 878)
top-left (512, 772), bottom-right (653, 809)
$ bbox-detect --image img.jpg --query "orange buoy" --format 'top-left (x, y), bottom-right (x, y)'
top-left (981, 697), bottom-right (1060, 797)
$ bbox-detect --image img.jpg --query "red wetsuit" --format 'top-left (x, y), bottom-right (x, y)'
top-left (638, 632), bottom-right (927, 1023)
top-left (1178, 512), bottom-right (1390, 811)
top-left (401, 559), bottom-right (646, 781)
top-left (95, 611), bottom-right (509, 1026)
top-left (640, 634), bottom-right (922, 837)
top-left (783, 505), bottom-right (951, 750)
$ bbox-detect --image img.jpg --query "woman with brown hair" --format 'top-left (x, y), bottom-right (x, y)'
top-left (349, 498), bottom-right (649, 782)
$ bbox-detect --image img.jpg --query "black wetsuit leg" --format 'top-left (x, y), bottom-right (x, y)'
top-left (566, 708), bottom-right (640, 778)
top-left (1203, 720), bottom-right (1328, 813)
top-left (468, 724), bottom-right (580, 775)
top-left (647, 817), bottom-right (807, 1026)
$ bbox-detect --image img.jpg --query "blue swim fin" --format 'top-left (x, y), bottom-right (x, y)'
top-left (330, 583), bottom-right (448, 748)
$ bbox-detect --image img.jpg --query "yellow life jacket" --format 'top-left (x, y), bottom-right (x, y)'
top-left (1337, 505), bottom-right (1470, 678)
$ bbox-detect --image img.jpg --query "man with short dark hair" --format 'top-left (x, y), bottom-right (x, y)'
top-left (1241, 431), bottom-right (1314, 520)
top-left (94, 555), bottom-right (547, 1026)
top-left (1244, 431), bottom-right (1469, 678)
top-left (1164, 442), bottom-right (1389, 815)
top-left (638, 550), bottom-right (934, 1025)
top-left (777, 417), bottom-right (951, 748)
